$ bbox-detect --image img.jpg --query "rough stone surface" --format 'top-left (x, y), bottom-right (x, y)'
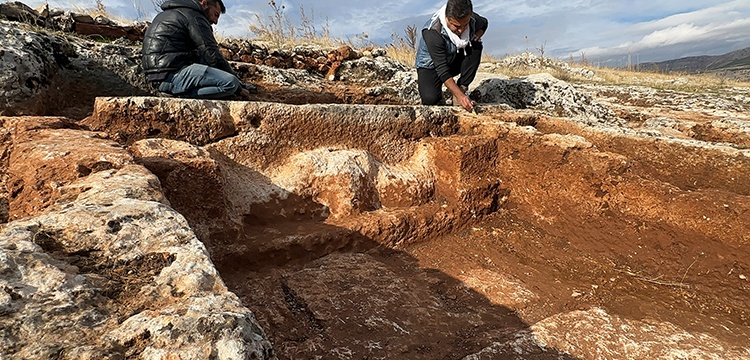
top-left (129, 138), bottom-right (236, 242)
top-left (0, 116), bottom-right (276, 358)
top-left (86, 98), bottom-right (459, 166)
top-left (83, 97), bottom-right (239, 146)
top-left (473, 73), bottom-right (619, 124)
top-left (0, 20), bottom-right (148, 118)
top-left (5, 117), bottom-right (133, 220)
top-left (481, 52), bottom-right (598, 80)
top-left (0, 20), bottom-right (73, 115)
top-left (0, 163), bottom-right (274, 358)
top-left (465, 308), bottom-right (750, 359)
top-left (0, 1), bottom-right (41, 24)
top-left (336, 55), bottom-right (409, 84)
top-left (270, 148), bottom-right (434, 218)
top-left (531, 308), bottom-right (750, 359)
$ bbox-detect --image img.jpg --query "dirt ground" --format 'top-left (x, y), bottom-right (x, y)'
top-left (50, 77), bottom-right (746, 359)
top-left (214, 193), bottom-right (750, 358)
top-left (201, 101), bottom-right (750, 358)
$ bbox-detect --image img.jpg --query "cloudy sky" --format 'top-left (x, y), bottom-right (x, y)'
top-left (25, 0), bottom-right (750, 66)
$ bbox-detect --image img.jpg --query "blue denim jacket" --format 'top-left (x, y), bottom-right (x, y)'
top-left (414, 13), bottom-right (477, 69)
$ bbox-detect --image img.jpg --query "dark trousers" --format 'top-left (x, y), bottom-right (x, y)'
top-left (417, 42), bottom-right (483, 105)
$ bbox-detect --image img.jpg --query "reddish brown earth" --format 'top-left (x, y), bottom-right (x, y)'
top-left (6, 81), bottom-right (750, 358)
top-left (134, 100), bottom-right (748, 358)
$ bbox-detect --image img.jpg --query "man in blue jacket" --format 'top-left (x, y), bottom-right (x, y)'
top-left (415, 0), bottom-right (488, 111)
top-left (142, 0), bottom-right (252, 99)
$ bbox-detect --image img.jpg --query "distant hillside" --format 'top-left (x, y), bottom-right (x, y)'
top-left (639, 47), bottom-right (750, 81)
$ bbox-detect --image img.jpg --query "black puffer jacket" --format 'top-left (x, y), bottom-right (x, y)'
top-left (142, 0), bottom-right (233, 82)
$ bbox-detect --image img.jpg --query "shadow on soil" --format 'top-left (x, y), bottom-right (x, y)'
top-left (3, 62), bottom-right (150, 120)
top-left (143, 152), bottom-right (579, 360)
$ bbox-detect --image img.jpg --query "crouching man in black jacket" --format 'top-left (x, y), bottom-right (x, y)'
top-left (415, 0), bottom-right (487, 112)
top-left (142, 0), bottom-right (252, 99)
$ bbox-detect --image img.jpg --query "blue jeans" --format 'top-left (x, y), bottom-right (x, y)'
top-left (159, 64), bottom-right (240, 99)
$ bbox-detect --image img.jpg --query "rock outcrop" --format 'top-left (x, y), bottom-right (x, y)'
top-left (83, 99), bottom-right (458, 163)
top-left (0, 1), bottom-right (146, 40)
top-left (0, 20), bottom-right (148, 118)
top-left (479, 51), bottom-right (598, 81)
top-left (465, 308), bottom-right (749, 359)
top-left (2, 14), bottom-right (625, 119)
top-left (0, 117), bottom-right (274, 359)
top-left (473, 73), bottom-right (618, 124)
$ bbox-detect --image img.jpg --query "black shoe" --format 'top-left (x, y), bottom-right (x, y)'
top-left (241, 82), bottom-right (258, 94)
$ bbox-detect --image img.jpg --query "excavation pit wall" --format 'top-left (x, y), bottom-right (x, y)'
top-left (105, 99), bottom-right (750, 358)
top-left (88, 99), bottom-right (750, 358)
top-left (3, 99), bottom-right (750, 358)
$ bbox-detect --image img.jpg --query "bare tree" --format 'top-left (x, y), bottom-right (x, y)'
top-left (389, 24), bottom-right (418, 51)
top-left (404, 24), bottom-right (417, 50)
top-left (248, 1), bottom-right (296, 46)
top-left (536, 41), bottom-right (547, 59)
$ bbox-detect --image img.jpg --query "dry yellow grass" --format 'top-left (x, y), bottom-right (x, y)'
top-left (385, 44), bottom-right (415, 67)
top-left (480, 54), bottom-right (750, 93)
top-left (248, 1), bottom-right (343, 48)
top-left (587, 66), bottom-right (750, 92)
top-left (481, 53), bottom-right (502, 63)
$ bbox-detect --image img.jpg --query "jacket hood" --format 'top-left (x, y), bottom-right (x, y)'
top-left (161, 0), bottom-right (203, 12)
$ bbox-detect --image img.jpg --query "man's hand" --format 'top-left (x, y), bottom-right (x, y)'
top-left (241, 82), bottom-right (258, 94)
top-left (239, 88), bottom-right (251, 99)
top-left (236, 81), bottom-right (257, 100)
top-left (445, 79), bottom-right (474, 112)
top-left (457, 93), bottom-right (474, 112)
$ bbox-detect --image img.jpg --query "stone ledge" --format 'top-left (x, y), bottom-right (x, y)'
top-left (84, 97), bottom-right (459, 166)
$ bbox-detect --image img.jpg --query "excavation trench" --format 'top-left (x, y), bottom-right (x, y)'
top-left (90, 100), bottom-right (750, 358)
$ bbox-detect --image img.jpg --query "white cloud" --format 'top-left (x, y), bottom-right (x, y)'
top-left (573, 2), bottom-right (750, 63)
top-left (17, 0), bottom-right (750, 64)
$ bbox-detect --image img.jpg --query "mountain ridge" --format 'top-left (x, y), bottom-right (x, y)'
top-left (639, 47), bottom-right (750, 80)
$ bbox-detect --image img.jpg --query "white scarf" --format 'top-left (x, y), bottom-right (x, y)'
top-left (437, 4), bottom-right (471, 52)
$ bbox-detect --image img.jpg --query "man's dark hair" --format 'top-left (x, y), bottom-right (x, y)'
top-left (446, 0), bottom-right (472, 19)
top-left (206, 0), bottom-right (226, 13)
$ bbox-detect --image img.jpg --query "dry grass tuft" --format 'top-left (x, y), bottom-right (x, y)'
top-left (481, 52), bottom-right (750, 93)
top-left (587, 66), bottom-right (750, 92)
top-left (385, 25), bottom-right (418, 66)
top-left (248, 1), bottom-right (339, 48)
top-left (247, 0), bottom-right (420, 65)
top-left (385, 44), bottom-right (416, 67)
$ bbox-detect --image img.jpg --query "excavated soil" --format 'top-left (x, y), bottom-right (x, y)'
top-left (8, 79), bottom-right (749, 358)
top-left (124, 93), bottom-right (748, 358)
